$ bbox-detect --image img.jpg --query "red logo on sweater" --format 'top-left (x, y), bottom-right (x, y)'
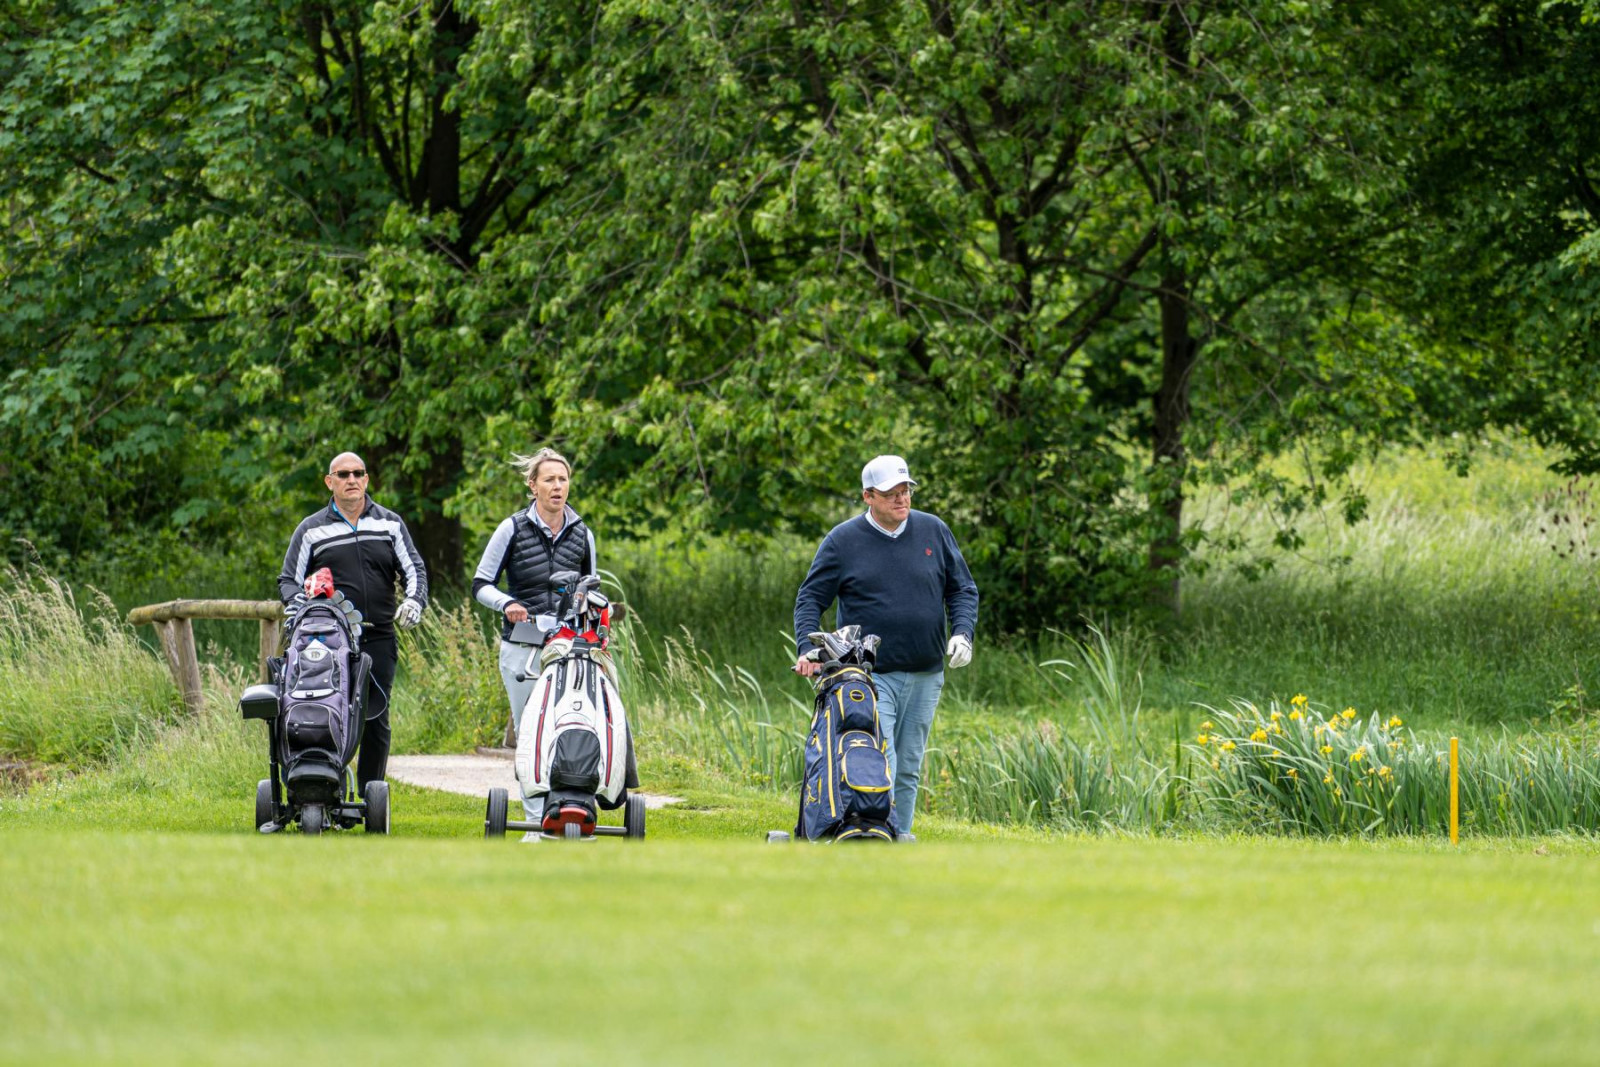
top-left (925, 547), bottom-right (933, 556)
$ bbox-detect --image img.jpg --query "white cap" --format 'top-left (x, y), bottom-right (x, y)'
top-left (861, 455), bottom-right (917, 492)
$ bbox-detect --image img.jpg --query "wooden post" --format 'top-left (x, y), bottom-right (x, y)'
top-left (258, 618), bottom-right (283, 681)
top-left (153, 621), bottom-right (184, 697)
top-left (172, 617), bottom-right (204, 714)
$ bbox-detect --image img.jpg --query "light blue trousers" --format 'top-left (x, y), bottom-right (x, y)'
top-left (873, 667), bottom-right (946, 833)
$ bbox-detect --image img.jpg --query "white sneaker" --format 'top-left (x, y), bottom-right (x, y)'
top-left (520, 832), bottom-right (541, 843)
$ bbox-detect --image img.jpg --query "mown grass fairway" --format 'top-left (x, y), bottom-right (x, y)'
top-left (3, 825), bottom-right (1596, 1065)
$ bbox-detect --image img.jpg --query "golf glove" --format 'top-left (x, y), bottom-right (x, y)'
top-left (946, 633), bottom-right (973, 669)
top-left (395, 598), bottom-right (424, 630)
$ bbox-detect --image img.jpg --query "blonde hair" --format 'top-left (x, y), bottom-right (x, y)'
top-left (512, 447), bottom-right (572, 485)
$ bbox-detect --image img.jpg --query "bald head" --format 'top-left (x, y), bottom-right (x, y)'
top-left (328, 452), bottom-right (365, 475)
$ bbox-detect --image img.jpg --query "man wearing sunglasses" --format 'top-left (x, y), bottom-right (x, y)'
top-left (792, 454), bottom-right (979, 839)
top-left (278, 451), bottom-right (429, 790)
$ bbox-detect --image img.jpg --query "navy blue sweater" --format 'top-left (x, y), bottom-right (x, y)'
top-left (794, 511), bottom-right (980, 673)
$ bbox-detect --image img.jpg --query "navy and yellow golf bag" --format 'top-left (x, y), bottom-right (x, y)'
top-left (796, 652), bottom-right (897, 842)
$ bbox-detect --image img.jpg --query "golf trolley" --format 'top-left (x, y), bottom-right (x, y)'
top-left (238, 567), bottom-right (390, 836)
top-left (483, 570), bottom-right (645, 842)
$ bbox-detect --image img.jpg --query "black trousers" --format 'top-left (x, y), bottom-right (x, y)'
top-left (357, 634), bottom-right (397, 789)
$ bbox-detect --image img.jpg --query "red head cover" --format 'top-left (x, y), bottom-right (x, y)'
top-left (304, 567), bottom-right (336, 599)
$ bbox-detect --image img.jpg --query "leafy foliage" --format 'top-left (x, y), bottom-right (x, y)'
top-left (5, 1), bottom-right (1600, 625)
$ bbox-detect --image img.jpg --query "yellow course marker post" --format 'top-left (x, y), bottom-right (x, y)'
top-left (1449, 736), bottom-right (1460, 845)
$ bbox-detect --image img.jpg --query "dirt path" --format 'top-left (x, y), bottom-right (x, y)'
top-left (388, 749), bottom-right (682, 809)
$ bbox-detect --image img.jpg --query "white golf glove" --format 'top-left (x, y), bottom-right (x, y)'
top-left (395, 598), bottom-right (424, 630)
top-left (946, 633), bottom-right (972, 668)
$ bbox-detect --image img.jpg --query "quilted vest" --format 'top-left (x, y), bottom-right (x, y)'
top-left (499, 512), bottom-right (593, 640)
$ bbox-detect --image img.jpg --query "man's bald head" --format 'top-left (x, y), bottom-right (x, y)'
top-left (328, 452), bottom-right (366, 475)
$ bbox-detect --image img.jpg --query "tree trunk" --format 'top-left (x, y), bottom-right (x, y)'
top-left (425, 0), bottom-right (465, 219)
top-left (395, 0), bottom-right (470, 587)
top-left (1150, 268), bottom-right (1197, 618)
top-left (412, 438), bottom-right (465, 595)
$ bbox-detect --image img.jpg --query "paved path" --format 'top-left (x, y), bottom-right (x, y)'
top-left (388, 750), bottom-right (682, 809)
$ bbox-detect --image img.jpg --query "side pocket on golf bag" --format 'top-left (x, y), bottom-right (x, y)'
top-left (285, 700), bottom-right (341, 753)
top-left (838, 730), bottom-right (893, 824)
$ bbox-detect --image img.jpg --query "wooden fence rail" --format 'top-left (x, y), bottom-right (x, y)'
top-left (126, 600), bottom-right (284, 714)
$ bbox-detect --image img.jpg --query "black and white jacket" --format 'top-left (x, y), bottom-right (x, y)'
top-left (278, 496), bottom-right (428, 638)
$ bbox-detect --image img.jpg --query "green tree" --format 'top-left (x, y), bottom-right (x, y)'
top-left (519, 0), bottom-right (1412, 622)
top-left (1, 0), bottom-right (617, 579)
top-left (1359, 0), bottom-right (1600, 469)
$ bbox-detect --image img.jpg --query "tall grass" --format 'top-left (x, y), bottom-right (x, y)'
top-left (625, 608), bottom-right (1600, 836)
top-left (392, 601), bottom-right (510, 753)
top-left (71, 444), bottom-right (1600, 735)
top-left (0, 566), bottom-right (181, 767)
top-left (925, 625), bottom-right (1182, 827)
top-left (1188, 698), bottom-right (1600, 836)
top-left (924, 726), bottom-right (1171, 828)
top-left (623, 629), bottom-right (810, 790)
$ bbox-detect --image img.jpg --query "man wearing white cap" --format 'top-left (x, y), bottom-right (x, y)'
top-left (793, 454), bottom-right (980, 837)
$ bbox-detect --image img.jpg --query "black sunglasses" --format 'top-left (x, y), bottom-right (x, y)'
top-left (331, 469), bottom-right (367, 480)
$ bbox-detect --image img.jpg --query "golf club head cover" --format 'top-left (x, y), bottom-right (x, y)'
top-left (304, 567), bottom-right (337, 600)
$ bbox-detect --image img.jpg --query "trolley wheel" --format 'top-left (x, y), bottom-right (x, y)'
top-left (563, 821), bottom-right (582, 840)
top-left (363, 780), bottom-right (389, 835)
top-left (255, 779), bottom-right (274, 831)
top-left (623, 793), bottom-right (647, 839)
top-left (301, 803), bottom-right (325, 836)
top-left (484, 788), bottom-right (508, 839)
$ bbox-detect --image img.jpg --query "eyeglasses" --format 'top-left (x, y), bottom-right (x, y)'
top-left (331, 469), bottom-right (367, 480)
top-left (870, 486), bottom-right (913, 500)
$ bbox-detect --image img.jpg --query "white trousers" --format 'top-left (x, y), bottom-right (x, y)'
top-left (498, 640), bottom-right (544, 823)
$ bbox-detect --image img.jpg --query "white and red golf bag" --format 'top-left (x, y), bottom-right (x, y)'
top-left (512, 572), bottom-right (635, 836)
